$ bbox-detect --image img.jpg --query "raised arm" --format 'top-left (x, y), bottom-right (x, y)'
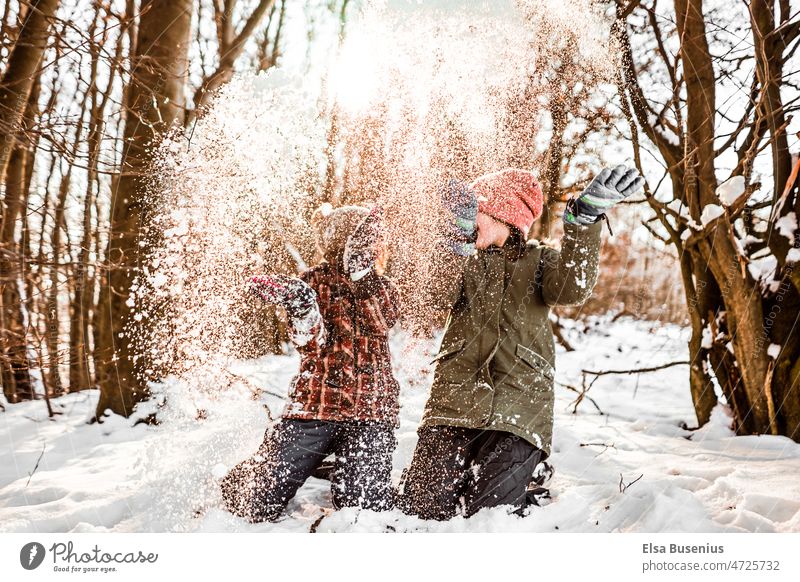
top-left (540, 221), bottom-right (602, 307)
top-left (424, 179), bottom-right (476, 310)
top-left (248, 274), bottom-right (325, 348)
top-left (543, 164), bottom-right (644, 306)
top-left (352, 271), bottom-right (401, 334)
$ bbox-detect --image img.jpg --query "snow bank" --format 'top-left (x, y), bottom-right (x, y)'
top-left (2, 319), bottom-right (800, 533)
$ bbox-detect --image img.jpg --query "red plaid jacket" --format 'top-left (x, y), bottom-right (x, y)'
top-left (282, 262), bottom-right (401, 424)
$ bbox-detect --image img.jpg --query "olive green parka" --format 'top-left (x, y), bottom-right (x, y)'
top-left (420, 221), bottom-right (603, 456)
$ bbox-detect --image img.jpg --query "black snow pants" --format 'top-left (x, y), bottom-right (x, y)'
top-left (400, 425), bottom-right (546, 521)
top-left (220, 418), bottom-right (396, 522)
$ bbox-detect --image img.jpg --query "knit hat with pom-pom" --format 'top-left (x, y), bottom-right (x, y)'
top-left (311, 203), bottom-right (370, 263)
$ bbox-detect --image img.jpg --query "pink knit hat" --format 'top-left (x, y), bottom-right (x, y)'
top-left (471, 168), bottom-right (543, 238)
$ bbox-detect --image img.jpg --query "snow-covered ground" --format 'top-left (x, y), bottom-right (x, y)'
top-left (2, 318), bottom-right (799, 533)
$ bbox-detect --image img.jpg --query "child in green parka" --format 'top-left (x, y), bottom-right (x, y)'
top-left (401, 165), bottom-right (644, 520)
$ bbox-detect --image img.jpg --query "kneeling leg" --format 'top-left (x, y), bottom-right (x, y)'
top-left (221, 419), bottom-right (336, 522)
top-left (331, 422), bottom-right (397, 512)
top-left (463, 430), bottom-right (545, 517)
top-left (399, 425), bottom-right (474, 521)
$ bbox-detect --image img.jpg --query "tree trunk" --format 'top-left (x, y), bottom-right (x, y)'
top-left (675, 0), bottom-right (772, 433)
top-left (0, 0), bottom-right (59, 183)
top-left (94, 0), bottom-right (192, 418)
top-left (69, 6), bottom-right (119, 393)
top-left (537, 94), bottom-right (567, 240)
top-left (749, 2), bottom-right (800, 439)
top-left (0, 80), bottom-right (40, 402)
top-left (47, 162), bottom-right (74, 397)
top-left (0, 149), bottom-right (32, 402)
top-left (681, 251), bottom-right (718, 426)
top-left (767, 158), bottom-right (800, 439)
top-left (749, 0), bottom-right (791, 204)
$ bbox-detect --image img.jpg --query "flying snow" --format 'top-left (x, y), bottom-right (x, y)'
top-left (130, 0), bottom-right (621, 405)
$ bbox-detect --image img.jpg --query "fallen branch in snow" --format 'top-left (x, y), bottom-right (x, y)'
top-left (550, 315), bottom-right (575, 352)
top-left (23, 414), bottom-right (56, 423)
top-left (221, 369), bottom-right (287, 401)
top-left (26, 443), bottom-right (46, 487)
top-left (764, 360), bottom-right (779, 436)
top-left (619, 473), bottom-right (643, 494)
top-left (309, 508), bottom-right (334, 533)
top-left (582, 360), bottom-right (690, 377)
top-left (580, 442), bottom-right (616, 456)
top-left (559, 377), bottom-right (604, 415)
top-left (611, 309), bottom-right (637, 322)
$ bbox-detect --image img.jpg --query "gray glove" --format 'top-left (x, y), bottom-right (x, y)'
top-left (564, 165), bottom-right (645, 226)
top-left (441, 179), bottom-right (478, 257)
top-left (248, 274), bottom-right (324, 347)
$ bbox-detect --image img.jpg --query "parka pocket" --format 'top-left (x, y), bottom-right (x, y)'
top-left (515, 344), bottom-right (555, 382)
top-left (430, 339), bottom-right (466, 365)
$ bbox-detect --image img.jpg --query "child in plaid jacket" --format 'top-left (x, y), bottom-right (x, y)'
top-left (220, 205), bottom-right (401, 523)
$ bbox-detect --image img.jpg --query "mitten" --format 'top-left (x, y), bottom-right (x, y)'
top-left (440, 178), bottom-right (478, 257)
top-left (564, 164), bottom-right (645, 226)
top-left (248, 275), bottom-right (324, 346)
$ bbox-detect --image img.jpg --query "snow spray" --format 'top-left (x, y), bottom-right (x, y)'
top-left (134, 0), bottom-right (619, 398)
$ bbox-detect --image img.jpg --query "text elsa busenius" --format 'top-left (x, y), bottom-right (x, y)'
top-left (643, 543), bottom-right (724, 554)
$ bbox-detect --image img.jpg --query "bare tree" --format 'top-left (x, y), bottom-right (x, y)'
top-left (186, 0), bottom-right (277, 126)
top-left (0, 0), bottom-right (60, 403)
top-left (616, 0), bottom-right (800, 438)
top-left (0, 0), bottom-right (59, 181)
top-left (69, 1), bottom-right (124, 393)
top-left (94, 0), bottom-right (193, 418)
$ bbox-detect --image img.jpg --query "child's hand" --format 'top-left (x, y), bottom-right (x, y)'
top-left (249, 275), bottom-right (325, 348)
top-left (564, 165), bottom-right (644, 226)
top-left (248, 275), bottom-right (317, 321)
top-left (344, 206), bottom-right (382, 281)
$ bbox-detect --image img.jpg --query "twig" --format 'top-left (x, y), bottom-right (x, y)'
top-left (580, 442), bottom-right (617, 450)
top-left (764, 360), bottom-right (779, 436)
top-left (582, 360), bottom-right (690, 377)
top-left (26, 443), bottom-right (46, 487)
top-left (221, 369), bottom-right (287, 401)
top-left (309, 509), bottom-right (334, 533)
top-left (186, 116), bottom-right (198, 150)
top-left (550, 314), bottom-right (575, 352)
top-left (221, 369), bottom-right (284, 422)
top-left (580, 442), bottom-right (616, 456)
top-left (611, 309), bottom-right (636, 322)
top-left (560, 377), bottom-right (604, 415)
top-left (619, 473), bottom-right (643, 493)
